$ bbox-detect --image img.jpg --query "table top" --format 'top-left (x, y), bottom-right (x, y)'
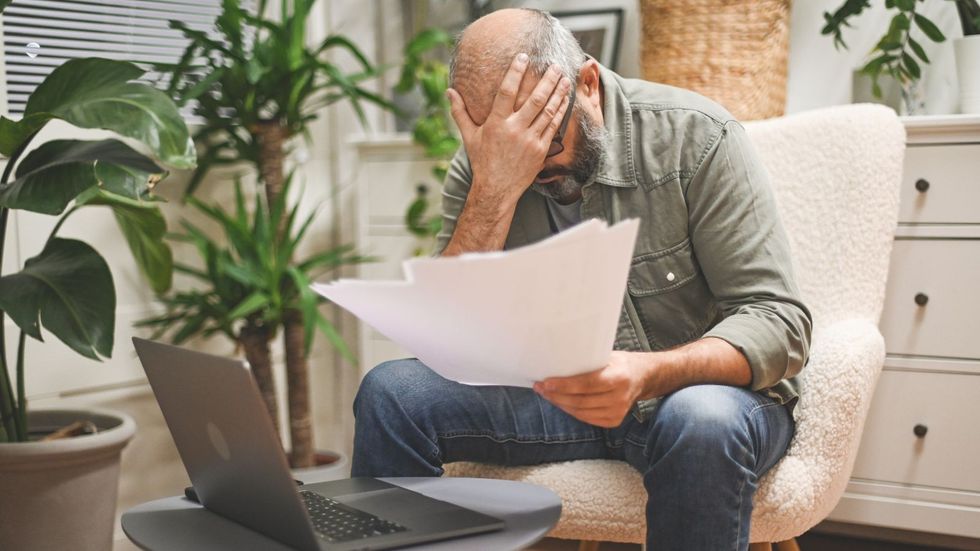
top-left (121, 477), bottom-right (562, 551)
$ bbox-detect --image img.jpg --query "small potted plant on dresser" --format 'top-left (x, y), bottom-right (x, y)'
top-left (953, 1), bottom-right (980, 112)
top-left (823, 0), bottom-right (980, 113)
top-left (0, 56), bottom-right (196, 550)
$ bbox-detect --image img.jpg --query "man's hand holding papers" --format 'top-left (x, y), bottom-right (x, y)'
top-left (312, 218), bottom-right (640, 391)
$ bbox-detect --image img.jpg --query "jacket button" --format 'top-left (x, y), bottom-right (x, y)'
top-left (666, 272), bottom-right (676, 282)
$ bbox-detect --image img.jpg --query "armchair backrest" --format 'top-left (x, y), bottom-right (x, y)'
top-left (744, 104), bottom-right (905, 328)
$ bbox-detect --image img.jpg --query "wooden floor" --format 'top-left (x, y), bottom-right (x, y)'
top-left (525, 534), bottom-right (961, 550)
top-left (798, 532), bottom-right (959, 551)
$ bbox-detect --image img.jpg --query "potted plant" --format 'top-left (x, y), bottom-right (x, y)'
top-left (0, 55), bottom-right (195, 550)
top-left (823, 0), bottom-right (980, 113)
top-left (143, 0), bottom-right (389, 468)
top-left (396, 28), bottom-right (458, 255)
top-left (954, 1), bottom-right (980, 112)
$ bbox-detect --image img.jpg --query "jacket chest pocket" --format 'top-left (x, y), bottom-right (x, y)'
top-left (627, 238), bottom-right (718, 350)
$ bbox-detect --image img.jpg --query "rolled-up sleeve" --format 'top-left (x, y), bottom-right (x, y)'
top-left (434, 148), bottom-right (473, 256)
top-left (689, 120), bottom-right (812, 390)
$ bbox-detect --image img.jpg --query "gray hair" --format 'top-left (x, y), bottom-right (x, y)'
top-left (450, 9), bottom-right (586, 96)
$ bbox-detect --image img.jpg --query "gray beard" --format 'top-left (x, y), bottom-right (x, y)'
top-left (530, 107), bottom-right (609, 204)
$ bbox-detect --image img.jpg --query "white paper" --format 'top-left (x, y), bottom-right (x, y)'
top-left (312, 218), bottom-right (640, 387)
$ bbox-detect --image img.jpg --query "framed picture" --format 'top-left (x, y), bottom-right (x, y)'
top-left (551, 9), bottom-right (624, 71)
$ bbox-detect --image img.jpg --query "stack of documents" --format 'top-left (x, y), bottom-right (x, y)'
top-left (312, 218), bottom-right (640, 387)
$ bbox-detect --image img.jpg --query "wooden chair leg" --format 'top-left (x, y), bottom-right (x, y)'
top-left (749, 543), bottom-right (773, 551)
top-left (578, 541), bottom-right (601, 551)
top-left (775, 538), bottom-right (801, 551)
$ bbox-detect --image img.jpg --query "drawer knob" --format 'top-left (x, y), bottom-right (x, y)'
top-left (914, 178), bottom-right (930, 192)
top-left (914, 293), bottom-right (929, 306)
top-left (913, 424), bottom-right (928, 438)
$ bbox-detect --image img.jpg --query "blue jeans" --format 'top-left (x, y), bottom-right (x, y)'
top-left (352, 358), bottom-right (794, 550)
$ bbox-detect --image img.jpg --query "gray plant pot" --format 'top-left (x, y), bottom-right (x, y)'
top-left (0, 409), bottom-right (136, 551)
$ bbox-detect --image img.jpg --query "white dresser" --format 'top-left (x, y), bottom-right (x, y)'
top-left (825, 115), bottom-right (980, 546)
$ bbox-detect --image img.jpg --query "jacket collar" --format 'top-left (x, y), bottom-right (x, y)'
top-left (593, 64), bottom-right (638, 188)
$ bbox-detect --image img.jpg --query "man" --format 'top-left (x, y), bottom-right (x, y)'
top-left (352, 8), bottom-right (811, 550)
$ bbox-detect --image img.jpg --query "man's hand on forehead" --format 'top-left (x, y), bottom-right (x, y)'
top-left (446, 53), bottom-right (571, 206)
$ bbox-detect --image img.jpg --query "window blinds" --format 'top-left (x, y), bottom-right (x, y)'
top-left (1, 0), bottom-right (227, 117)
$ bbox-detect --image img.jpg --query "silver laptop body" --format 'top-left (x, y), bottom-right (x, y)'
top-left (132, 337), bottom-right (504, 550)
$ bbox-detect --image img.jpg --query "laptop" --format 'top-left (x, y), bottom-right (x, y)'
top-left (132, 338), bottom-right (505, 550)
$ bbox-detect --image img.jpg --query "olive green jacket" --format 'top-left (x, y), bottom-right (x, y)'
top-left (435, 65), bottom-right (812, 420)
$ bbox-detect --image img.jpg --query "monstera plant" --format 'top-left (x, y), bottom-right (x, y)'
top-left (0, 57), bottom-right (195, 442)
top-left (0, 52), bottom-right (194, 550)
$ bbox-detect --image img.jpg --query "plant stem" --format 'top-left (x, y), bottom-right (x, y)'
top-left (0, 133), bottom-right (40, 442)
top-left (239, 323), bottom-right (280, 436)
top-left (0, 210), bottom-right (16, 441)
top-left (284, 308), bottom-right (313, 468)
top-left (0, 342), bottom-right (15, 441)
top-left (0, 199), bottom-right (15, 441)
top-left (254, 120), bottom-right (288, 237)
top-left (47, 205), bottom-right (80, 243)
top-left (15, 330), bottom-right (26, 440)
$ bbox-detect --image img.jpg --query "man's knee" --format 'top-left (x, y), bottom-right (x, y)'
top-left (647, 384), bottom-right (757, 462)
top-left (353, 358), bottom-right (438, 419)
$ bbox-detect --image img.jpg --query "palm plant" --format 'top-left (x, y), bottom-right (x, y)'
top-left (0, 57), bottom-right (195, 442)
top-left (139, 177), bottom-right (370, 445)
top-left (152, 0), bottom-right (389, 467)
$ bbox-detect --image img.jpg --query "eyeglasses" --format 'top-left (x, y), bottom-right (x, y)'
top-left (546, 84), bottom-right (576, 158)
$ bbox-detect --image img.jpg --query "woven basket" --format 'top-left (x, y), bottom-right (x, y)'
top-left (639, 0), bottom-right (791, 120)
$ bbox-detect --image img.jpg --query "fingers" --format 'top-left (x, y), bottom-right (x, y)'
top-left (538, 388), bottom-right (616, 410)
top-left (517, 65), bottom-right (564, 123)
top-left (490, 53), bottom-right (529, 118)
top-left (537, 368), bottom-right (611, 395)
top-left (534, 87), bottom-right (570, 139)
top-left (446, 88), bottom-right (476, 138)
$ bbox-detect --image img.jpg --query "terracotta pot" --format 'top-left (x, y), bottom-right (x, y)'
top-left (0, 409), bottom-right (135, 551)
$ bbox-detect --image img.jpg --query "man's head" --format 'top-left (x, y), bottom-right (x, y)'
top-left (450, 8), bottom-right (609, 204)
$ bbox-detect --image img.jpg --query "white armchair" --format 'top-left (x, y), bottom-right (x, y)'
top-left (445, 104), bottom-right (906, 548)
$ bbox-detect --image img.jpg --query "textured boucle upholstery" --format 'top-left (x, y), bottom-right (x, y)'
top-left (444, 104), bottom-right (906, 543)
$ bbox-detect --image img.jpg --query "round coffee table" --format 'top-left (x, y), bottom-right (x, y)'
top-left (122, 477), bottom-right (562, 550)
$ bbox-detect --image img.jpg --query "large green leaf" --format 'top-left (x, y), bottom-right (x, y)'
top-left (0, 238), bottom-right (115, 360)
top-left (21, 58), bottom-right (195, 168)
top-left (76, 188), bottom-right (173, 294)
top-left (0, 139), bottom-right (163, 215)
top-left (0, 114), bottom-right (49, 157)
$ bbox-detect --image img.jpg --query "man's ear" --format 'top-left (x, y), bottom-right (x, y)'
top-left (578, 59), bottom-right (602, 109)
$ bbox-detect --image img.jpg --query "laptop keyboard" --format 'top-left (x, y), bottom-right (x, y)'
top-left (300, 490), bottom-right (408, 543)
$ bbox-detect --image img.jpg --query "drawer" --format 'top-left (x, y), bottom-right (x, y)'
top-left (358, 160), bottom-right (439, 224)
top-left (900, 144), bottom-right (980, 224)
top-left (850, 368), bottom-right (980, 492)
top-left (879, 239), bottom-right (980, 359)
